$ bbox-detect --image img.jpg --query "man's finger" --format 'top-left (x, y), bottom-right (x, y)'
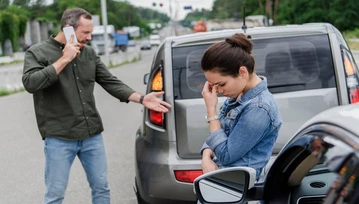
top-left (160, 101), bottom-right (172, 108)
top-left (158, 105), bottom-right (169, 112)
top-left (153, 91), bottom-right (165, 97)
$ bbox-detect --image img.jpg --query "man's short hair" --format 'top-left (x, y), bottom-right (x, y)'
top-left (60, 8), bottom-right (92, 30)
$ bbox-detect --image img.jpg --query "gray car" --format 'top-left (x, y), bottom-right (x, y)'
top-left (134, 23), bottom-right (359, 203)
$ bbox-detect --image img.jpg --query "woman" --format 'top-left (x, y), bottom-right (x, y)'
top-left (200, 33), bottom-right (282, 180)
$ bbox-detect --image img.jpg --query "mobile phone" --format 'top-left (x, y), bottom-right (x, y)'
top-left (63, 26), bottom-right (78, 44)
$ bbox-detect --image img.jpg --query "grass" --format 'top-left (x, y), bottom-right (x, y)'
top-left (343, 29), bottom-right (359, 39)
top-left (343, 29), bottom-right (359, 51)
top-left (0, 88), bottom-right (25, 96)
top-left (108, 56), bottom-right (140, 69)
top-left (347, 40), bottom-right (359, 51)
top-left (0, 59), bottom-right (24, 66)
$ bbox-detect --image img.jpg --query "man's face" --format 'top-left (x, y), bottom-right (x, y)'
top-left (75, 16), bottom-right (93, 48)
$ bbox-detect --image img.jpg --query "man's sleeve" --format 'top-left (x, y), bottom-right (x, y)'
top-left (22, 50), bottom-right (59, 93)
top-left (95, 55), bottom-right (135, 102)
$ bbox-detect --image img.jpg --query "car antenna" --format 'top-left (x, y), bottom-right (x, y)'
top-left (242, 6), bottom-right (247, 34)
top-left (241, 6), bottom-right (251, 39)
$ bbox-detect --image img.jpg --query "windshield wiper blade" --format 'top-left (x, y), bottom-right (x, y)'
top-left (268, 82), bottom-right (306, 88)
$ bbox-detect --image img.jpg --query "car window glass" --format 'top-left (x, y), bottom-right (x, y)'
top-left (186, 49), bottom-right (207, 92)
top-left (324, 153), bottom-right (359, 204)
top-left (288, 134), bottom-right (353, 172)
top-left (172, 34), bottom-right (336, 100)
top-left (285, 133), bottom-right (358, 203)
top-left (254, 40), bottom-right (320, 85)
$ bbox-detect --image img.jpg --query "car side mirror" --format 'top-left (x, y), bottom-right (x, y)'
top-left (143, 73), bottom-right (149, 85)
top-left (194, 167), bottom-right (257, 204)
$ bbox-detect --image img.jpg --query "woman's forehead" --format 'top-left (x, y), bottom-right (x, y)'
top-left (205, 72), bottom-right (228, 85)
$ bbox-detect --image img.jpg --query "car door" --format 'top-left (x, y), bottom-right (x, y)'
top-left (194, 117), bottom-right (359, 204)
top-left (263, 122), bottom-right (359, 204)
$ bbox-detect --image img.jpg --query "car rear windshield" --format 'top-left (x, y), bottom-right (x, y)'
top-left (172, 34), bottom-right (336, 100)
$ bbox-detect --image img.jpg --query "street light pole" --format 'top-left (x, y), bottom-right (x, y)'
top-left (101, 0), bottom-right (109, 66)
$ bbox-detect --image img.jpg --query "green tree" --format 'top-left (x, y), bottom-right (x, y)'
top-left (184, 0), bottom-right (269, 22)
top-left (48, 0), bottom-right (166, 35)
top-left (0, 0), bottom-right (9, 10)
top-left (0, 11), bottom-right (20, 52)
top-left (136, 6), bottom-right (170, 25)
top-left (276, 0), bottom-right (359, 31)
top-left (12, 0), bottom-right (31, 8)
top-left (0, 5), bottom-right (29, 53)
top-left (5, 5), bottom-right (30, 36)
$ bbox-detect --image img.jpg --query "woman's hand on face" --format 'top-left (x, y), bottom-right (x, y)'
top-left (202, 81), bottom-right (218, 111)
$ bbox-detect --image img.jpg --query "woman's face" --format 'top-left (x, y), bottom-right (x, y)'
top-left (204, 67), bottom-right (249, 99)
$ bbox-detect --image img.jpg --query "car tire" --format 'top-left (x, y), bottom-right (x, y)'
top-left (136, 191), bottom-right (149, 204)
top-left (135, 179), bottom-right (149, 204)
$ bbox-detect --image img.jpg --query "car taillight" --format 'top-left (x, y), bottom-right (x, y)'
top-left (149, 70), bottom-right (165, 126)
top-left (151, 71), bottom-right (162, 91)
top-left (350, 89), bottom-right (359, 103)
top-left (150, 110), bottom-right (163, 126)
top-left (174, 170), bottom-right (203, 183)
top-left (343, 50), bottom-right (359, 104)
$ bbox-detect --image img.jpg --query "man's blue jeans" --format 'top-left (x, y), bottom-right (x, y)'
top-left (43, 133), bottom-right (110, 204)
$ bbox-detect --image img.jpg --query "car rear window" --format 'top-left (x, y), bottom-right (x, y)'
top-left (172, 34), bottom-right (336, 100)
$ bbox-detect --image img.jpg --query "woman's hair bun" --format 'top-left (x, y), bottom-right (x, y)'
top-left (225, 33), bottom-right (253, 54)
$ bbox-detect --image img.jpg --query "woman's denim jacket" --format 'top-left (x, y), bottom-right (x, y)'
top-left (201, 77), bottom-right (282, 180)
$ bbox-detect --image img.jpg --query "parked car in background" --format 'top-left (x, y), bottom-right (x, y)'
top-left (195, 103), bottom-right (359, 204)
top-left (149, 34), bottom-right (161, 46)
top-left (135, 23), bottom-right (359, 204)
top-left (127, 40), bottom-right (136, 47)
top-left (140, 39), bottom-right (152, 50)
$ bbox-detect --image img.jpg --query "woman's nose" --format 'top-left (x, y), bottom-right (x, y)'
top-left (217, 87), bottom-right (223, 93)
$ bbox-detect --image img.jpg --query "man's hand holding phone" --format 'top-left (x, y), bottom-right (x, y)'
top-left (62, 35), bottom-right (81, 61)
top-left (62, 26), bottom-right (81, 61)
top-left (63, 26), bottom-right (78, 44)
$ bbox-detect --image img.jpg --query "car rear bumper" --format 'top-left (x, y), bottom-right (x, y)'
top-left (135, 135), bottom-right (201, 203)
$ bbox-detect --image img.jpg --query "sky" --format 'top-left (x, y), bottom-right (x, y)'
top-left (125, 0), bottom-right (214, 20)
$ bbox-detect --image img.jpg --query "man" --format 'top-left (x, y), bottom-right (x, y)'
top-left (22, 8), bottom-right (171, 204)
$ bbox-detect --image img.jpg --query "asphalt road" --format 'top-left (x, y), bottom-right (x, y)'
top-left (0, 48), bottom-right (156, 204)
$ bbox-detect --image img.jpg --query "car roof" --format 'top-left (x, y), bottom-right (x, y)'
top-left (169, 23), bottom-right (336, 47)
top-left (298, 104), bottom-right (359, 136)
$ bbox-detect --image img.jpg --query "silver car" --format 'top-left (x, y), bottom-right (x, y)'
top-left (134, 23), bottom-right (359, 203)
top-left (194, 103), bottom-right (359, 204)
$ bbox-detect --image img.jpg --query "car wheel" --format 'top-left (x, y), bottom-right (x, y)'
top-left (135, 179), bottom-right (149, 204)
top-left (136, 191), bottom-right (149, 204)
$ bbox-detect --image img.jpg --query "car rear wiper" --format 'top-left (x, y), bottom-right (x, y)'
top-left (268, 82), bottom-right (306, 88)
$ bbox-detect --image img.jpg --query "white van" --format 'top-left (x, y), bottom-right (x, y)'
top-left (149, 34), bottom-right (161, 46)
